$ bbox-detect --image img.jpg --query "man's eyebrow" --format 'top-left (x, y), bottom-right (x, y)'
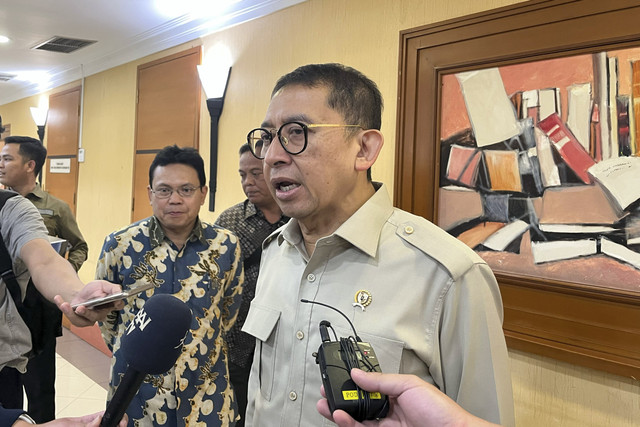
top-left (287, 114), bottom-right (312, 123)
top-left (261, 114), bottom-right (313, 128)
top-left (154, 182), bottom-right (193, 188)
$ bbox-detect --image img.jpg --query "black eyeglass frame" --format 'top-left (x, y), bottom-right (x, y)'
top-left (150, 185), bottom-right (203, 199)
top-left (246, 121), bottom-right (363, 159)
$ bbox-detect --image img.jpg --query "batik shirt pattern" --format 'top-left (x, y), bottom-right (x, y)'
top-left (97, 216), bottom-right (244, 427)
top-left (214, 200), bottom-right (288, 368)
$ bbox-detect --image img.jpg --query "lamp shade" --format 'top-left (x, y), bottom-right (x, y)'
top-left (197, 64), bottom-right (231, 99)
top-left (30, 106), bottom-right (48, 126)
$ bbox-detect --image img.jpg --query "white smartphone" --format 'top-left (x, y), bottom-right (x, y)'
top-left (72, 283), bottom-right (154, 310)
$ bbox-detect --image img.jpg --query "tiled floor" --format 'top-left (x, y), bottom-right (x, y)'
top-left (37, 328), bottom-right (112, 418)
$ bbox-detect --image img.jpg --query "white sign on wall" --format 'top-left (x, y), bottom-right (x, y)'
top-left (49, 158), bottom-right (71, 174)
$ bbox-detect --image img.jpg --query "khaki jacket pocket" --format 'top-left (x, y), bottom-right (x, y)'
top-left (242, 303), bottom-right (281, 401)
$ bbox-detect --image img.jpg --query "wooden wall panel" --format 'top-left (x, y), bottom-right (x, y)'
top-left (45, 87), bottom-right (81, 214)
top-left (131, 46), bottom-right (201, 222)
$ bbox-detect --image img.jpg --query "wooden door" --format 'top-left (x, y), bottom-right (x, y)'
top-left (132, 46), bottom-right (202, 221)
top-left (45, 87), bottom-right (81, 214)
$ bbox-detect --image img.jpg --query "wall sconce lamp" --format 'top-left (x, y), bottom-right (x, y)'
top-left (30, 103), bottom-right (48, 183)
top-left (198, 64), bottom-right (231, 211)
top-left (30, 104), bottom-right (48, 143)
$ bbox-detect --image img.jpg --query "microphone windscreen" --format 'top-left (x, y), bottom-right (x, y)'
top-left (120, 294), bottom-right (192, 374)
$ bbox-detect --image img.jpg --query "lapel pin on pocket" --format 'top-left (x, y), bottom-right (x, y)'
top-left (352, 290), bottom-right (372, 312)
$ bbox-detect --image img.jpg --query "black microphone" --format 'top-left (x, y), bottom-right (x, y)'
top-left (100, 294), bottom-right (192, 427)
top-left (319, 320), bottom-right (332, 342)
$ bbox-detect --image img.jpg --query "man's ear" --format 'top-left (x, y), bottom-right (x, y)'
top-left (26, 159), bottom-right (37, 174)
top-left (355, 129), bottom-right (384, 173)
top-left (147, 185), bottom-right (153, 204)
top-left (199, 185), bottom-right (208, 206)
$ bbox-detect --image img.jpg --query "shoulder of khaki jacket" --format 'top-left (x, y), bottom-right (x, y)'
top-left (388, 211), bottom-right (483, 282)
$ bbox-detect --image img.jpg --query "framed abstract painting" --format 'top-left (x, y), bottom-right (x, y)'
top-left (395, 0), bottom-right (640, 377)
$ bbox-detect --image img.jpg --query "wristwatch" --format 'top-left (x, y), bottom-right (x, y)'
top-left (17, 413), bottom-right (36, 424)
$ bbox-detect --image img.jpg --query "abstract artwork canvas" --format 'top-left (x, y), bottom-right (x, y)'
top-left (438, 48), bottom-right (640, 292)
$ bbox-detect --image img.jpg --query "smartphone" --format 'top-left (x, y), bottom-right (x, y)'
top-left (72, 283), bottom-right (154, 310)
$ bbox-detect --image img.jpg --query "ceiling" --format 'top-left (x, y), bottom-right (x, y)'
top-left (0, 0), bottom-right (305, 105)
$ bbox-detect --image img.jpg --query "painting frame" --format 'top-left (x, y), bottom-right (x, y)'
top-left (395, 0), bottom-right (640, 378)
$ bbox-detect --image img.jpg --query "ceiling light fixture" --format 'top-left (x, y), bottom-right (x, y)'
top-left (0, 35), bottom-right (10, 43)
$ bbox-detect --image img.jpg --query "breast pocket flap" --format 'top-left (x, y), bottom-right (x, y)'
top-left (242, 303), bottom-right (281, 342)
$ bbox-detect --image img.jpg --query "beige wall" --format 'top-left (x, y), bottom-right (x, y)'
top-left (1, 0), bottom-right (639, 425)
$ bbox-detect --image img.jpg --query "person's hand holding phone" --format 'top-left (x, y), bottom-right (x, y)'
top-left (55, 280), bottom-right (126, 326)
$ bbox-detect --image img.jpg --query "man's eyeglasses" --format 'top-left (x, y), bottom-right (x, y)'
top-left (246, 121), bottom-right (362, 159)
top-left (151, 185), bottom-right (202, 199)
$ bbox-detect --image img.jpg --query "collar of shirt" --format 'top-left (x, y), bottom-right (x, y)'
top-left (11, 184), bottom-right (46, 202)
top-left (30, 184), bottom-right (47, 199)
top-left (148, 215), bottom-right (208, 248)
top-left (277, 182), bottom-right (394, 258)
top-left (242, 199), bottom-right (261, 220)
top-left (243, 199), bottom-right (290, 226)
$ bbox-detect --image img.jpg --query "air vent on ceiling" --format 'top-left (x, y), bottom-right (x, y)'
top-left (0, 73), bottom-right (16, 82)
top-left (32, 36), bottom-right (96, 54)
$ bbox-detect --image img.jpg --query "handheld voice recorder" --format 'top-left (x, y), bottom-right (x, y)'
top-left (301, 299), bottom-right (389, 422)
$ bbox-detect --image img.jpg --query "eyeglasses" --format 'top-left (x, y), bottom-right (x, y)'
top-left (151, 185), bottom-right (202, 199)
top-left (246, 121), bottom-right (363, 159)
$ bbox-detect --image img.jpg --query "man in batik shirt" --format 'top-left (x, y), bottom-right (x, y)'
top-left (214, 144), bottom-right (288, 426)
top-left (97, 145), bottom-right (243, 426)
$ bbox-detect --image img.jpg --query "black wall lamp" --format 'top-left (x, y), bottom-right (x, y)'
top-left (30, 102), bottom-right (48, 143)
top-left (198, 64), bottom-right (231, 212)
top-left (30, 101), bottom-right (48, 182)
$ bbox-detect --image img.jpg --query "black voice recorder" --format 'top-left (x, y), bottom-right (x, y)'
top-left (301, 299), bottom-right (389, 422)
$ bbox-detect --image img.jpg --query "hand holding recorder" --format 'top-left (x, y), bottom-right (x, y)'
top-left (317, 369), bottom-right (502, 427)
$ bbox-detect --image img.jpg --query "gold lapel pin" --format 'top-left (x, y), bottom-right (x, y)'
top-left (353, 290), bottom-right (372, 311)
